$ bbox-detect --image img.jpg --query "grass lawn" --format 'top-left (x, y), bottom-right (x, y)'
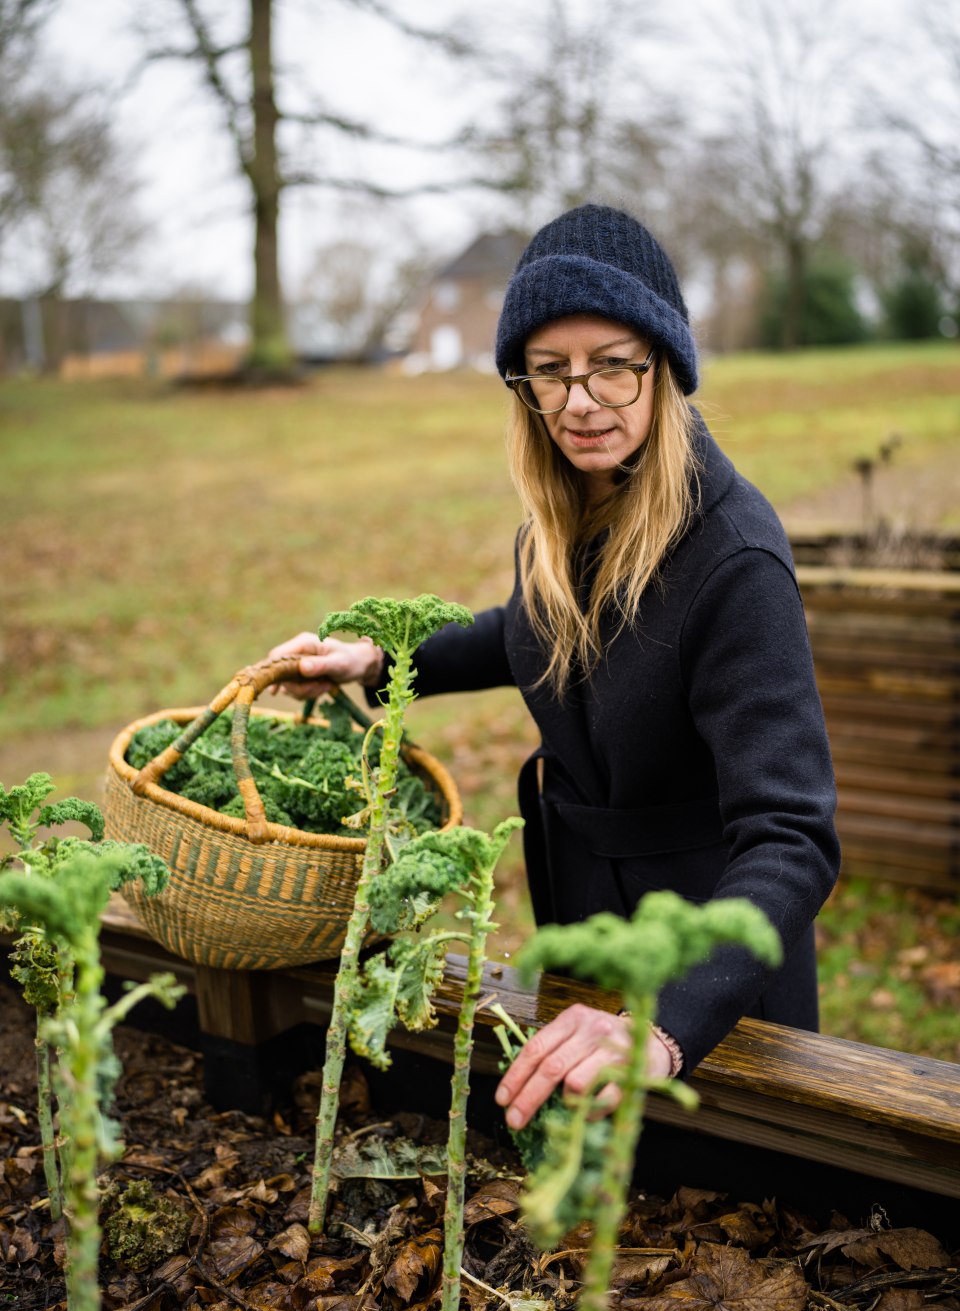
top-left (2, 339), bottom-right (958, 1060)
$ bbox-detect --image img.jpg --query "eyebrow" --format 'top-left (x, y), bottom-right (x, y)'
top-left (525, 334), bottom-right (641, 358)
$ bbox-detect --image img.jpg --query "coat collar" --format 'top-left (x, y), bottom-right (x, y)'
top-left (689, 408), bottom-right (736, 516)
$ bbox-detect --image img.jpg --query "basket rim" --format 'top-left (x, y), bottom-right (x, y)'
top-left (107, 704), bottom-right (462, 853)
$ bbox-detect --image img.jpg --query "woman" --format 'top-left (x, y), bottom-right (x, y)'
top-left (270, 204), bottom-right (840, 1133)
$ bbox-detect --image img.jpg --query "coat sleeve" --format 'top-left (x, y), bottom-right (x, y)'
top-left (654, 546), bottom-right (841, 1071)
top-left (365, 605), bottom-right (516, 704)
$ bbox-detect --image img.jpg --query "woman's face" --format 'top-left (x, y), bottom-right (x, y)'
top-left (523, 314), bottom-right (655, 502)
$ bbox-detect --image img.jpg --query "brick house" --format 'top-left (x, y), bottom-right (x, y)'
top-left (402, 230), bottom-right (528, 372)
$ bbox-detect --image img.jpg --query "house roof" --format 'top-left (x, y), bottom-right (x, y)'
top-left (436, 230), bottom-right (529, 283)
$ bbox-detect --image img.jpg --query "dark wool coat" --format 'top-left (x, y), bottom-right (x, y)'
top-left (402, 419), bottom-right (840, 1073)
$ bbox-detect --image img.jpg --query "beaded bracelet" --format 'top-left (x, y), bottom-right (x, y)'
top-left (617, 1011), bottom-right (685, 1078)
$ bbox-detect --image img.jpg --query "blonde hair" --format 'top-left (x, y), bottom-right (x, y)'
top-left (508, 357), bottom-right (700, 696)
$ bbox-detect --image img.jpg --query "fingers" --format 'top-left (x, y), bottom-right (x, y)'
top-left (495, 1004), bottom-right (630, 1131)
top-left (589, 1080), bottom-right (623, 1118)
top-left (267, 632), bottom-right (325, 662)
top-left (263, 634), bottom-right (383, 699)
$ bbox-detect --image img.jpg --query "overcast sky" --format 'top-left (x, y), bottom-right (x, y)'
top-left (18, 0), bottom-right (942, 302)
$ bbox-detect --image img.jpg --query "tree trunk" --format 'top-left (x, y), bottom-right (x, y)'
top-left (247, 0), bottom-right (294, 375)
top-left (781, 234), bottom-right (806, 351)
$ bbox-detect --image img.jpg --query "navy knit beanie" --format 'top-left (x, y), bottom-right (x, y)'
top-left (495, 203), bottom-right (698, 395)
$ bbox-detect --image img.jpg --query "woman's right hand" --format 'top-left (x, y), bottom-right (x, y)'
top-left (266, 632), bottom-right (385, 701)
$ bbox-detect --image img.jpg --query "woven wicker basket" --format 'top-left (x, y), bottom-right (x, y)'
top-left (103, 656), bottom-right (461, 971)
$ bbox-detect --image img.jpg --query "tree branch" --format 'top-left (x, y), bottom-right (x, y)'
top-left (281, 170), bottom-right (517, 198)
top-left (279, 107), bottom-right (471, 152)
top-left (346, 0), bottom-right (474, 59)
top-left (170, 0), bottom-right (249, 164)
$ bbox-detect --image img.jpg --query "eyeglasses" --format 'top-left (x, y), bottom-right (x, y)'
top-left (505, 349), bottom-right (655, 415)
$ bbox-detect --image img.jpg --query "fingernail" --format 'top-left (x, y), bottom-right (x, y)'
top-left (301, 658), bottom-right (321, 675)
top-left (494, 1086), bottom-right (509, 1106)
top-left (506, 1108), bottom-right (523, 1129)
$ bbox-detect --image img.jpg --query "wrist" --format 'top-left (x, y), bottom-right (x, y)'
top-left (359, 642), bottom-right (385, 688)
top-left (617, 1010), bottom-right (683, 1078)
top-left (650, 1024), bottom-right (684, 1078)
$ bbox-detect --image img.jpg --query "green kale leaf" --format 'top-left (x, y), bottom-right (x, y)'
top-left (317, 593), bottom-right (473, 657)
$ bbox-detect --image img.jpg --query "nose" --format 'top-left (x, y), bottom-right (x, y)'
top-left (564, 380), bottom-right (598, 415)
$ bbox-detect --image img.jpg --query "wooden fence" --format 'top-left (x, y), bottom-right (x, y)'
top-left (796, 561), bottom-right (960, 892)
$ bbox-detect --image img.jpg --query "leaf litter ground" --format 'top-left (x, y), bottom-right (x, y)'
top-left (0, 981), bottom-right (957, 1311)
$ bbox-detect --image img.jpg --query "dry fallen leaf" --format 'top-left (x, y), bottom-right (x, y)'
top-left (383, 1227), bottom-right (443, 1302)
top-left (801, 1226), bottom-right (876, 1258)
top-left (803, 1224), bottom-right (951, 1272)
top-left (208, 1206), bottom-right (264, 1283)
top-left (638, 1242), bottom-right (807, 1311)
top-left (874, 1291), bottom-right (928, 1311)
top-left (463, 1178), bottom-right (522, 1226)
top-left (919, 960), bottom-right (960, 1003)
top-left (293, 1253), bottom-right (365, 1301)
top-left (268, 1222), bottom-right (310, 1263)
top-left (611, 1250), bottom-right (677, 1291)
top-left (847, 1227), bottom-right (952, 1271)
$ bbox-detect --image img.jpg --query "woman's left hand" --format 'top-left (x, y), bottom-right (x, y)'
top-left (494, 1003), bottom-right (673, 1131)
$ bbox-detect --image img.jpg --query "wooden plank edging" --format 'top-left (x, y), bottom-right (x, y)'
top-left (89, 895), bottom-right (960, 1201)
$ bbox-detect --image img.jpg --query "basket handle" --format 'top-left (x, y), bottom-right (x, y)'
top-left (132, 656), bottom-right (329, 844)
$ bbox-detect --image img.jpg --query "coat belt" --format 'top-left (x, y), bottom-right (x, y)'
top-left (551, 795), bottom-right (725, 858)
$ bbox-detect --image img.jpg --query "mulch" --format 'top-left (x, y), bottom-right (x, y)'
top-left (0, 980), bottom-right (957, 1311)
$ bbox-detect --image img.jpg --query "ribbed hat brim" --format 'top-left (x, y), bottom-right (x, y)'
top-left (495, 254), bottom-right (698, 395)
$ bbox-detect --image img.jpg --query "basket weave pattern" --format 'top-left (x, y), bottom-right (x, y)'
top-left (103, 664), bottom-right (461, 970)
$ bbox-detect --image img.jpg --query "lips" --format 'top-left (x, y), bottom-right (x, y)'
top-left (566, 427), bottom-right (615, 444)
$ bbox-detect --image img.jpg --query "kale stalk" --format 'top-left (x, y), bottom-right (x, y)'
top-left (0, 775), bottom-right (183, 1311)
top-left (515, 891), bottom-right (783, 1311)
top-left (347, 819), bottom-right (522, 1311)
top-left (1, 771), bottom-right (96, 1219)
top-left (308, 595), bottom-right (473, 1234)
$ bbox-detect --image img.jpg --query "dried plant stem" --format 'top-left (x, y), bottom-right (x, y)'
top-left (308, 648), bottom-right (413, 1234)
top-left (441, 868), bottom-right (497, 1311)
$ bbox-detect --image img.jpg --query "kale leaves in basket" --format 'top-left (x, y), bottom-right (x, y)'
top-left (124, 699), bottom-right (443, 838)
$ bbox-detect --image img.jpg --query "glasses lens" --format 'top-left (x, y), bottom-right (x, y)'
top-left (588, 368), bottom-right (641, 407)
top-left (520, 377), bottom-right (567, 413)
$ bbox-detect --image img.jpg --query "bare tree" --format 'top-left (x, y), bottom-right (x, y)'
top-left (0, 2), bottom-right (145, 368)
top-left (296, 227), bottom-right (430, 360)
top-left (886, 2), bottom-right (960, 204)
top-left (0, 90), bottom-right (143, 300)
top-left (471, 1), bottom-right (680, 232)
top-left (699, 0), bottom-right (865, 349)
top-left (0, 0), bottom-right (49, 62)
top-left (881, 0), bottom-right (960, 297)
top-left (0, 0), bottom-right (53, 226)
top-left (137, 0), bottom-right (480, 379)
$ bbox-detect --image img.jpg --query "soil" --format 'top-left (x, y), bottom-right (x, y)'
top-left (1, 978), bottom-right (958, 1311)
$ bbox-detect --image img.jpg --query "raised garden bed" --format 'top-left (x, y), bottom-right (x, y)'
top-left (3, 897), bottom-right (959, 1310)
top-left (791, 531), bottom-right (960, 893)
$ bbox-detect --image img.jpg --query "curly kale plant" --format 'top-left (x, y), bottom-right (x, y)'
top-left (309, 594), bottom-right (473, 1233)
top-left (0, 774), bottom-right (183, 1311)
top-left (0, 772), bottom-right (105, 850)
top-left (515, 891), bottom-right (782, 1311)
top-left (491, 1005), bottom-right (612, 1247)
top-left (347, 819), bottom-right (522, 1311)
top-left (125, 696), bottom-right (442, 839)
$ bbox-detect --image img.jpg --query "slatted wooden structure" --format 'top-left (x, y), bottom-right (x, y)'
top-left (796, 565), bottom-right (960, 891)
top-left (74, 894), bottom-right (960, 1204)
